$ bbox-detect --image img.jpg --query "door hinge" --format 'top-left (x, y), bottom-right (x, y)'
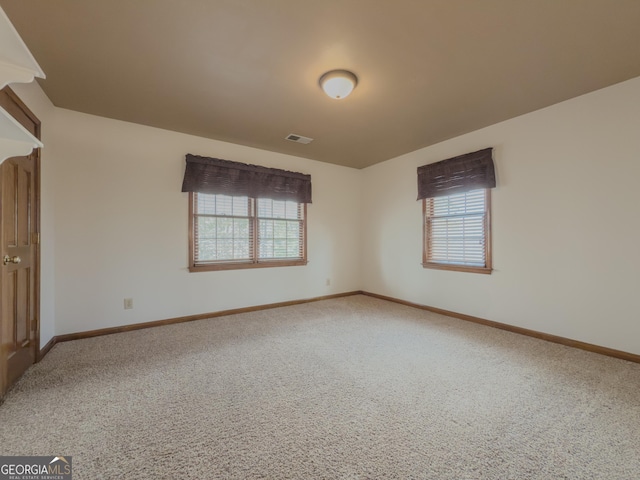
top-left (32, 232), bottom-right (40, 245)
top-left (31, 317), bottom-right (38, 331)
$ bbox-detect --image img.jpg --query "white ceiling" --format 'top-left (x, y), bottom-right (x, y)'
top-left (3, 0), bottom-right (640, 168)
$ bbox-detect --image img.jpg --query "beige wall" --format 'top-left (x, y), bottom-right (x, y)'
top-left (11, 75), bottom-right (640, 356)
top-left (361, 76), bottom-right (640, 355)
top-left (11, 83), bottom-right (362, 339)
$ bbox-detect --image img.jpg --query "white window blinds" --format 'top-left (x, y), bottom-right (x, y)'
top-left (192, 193), bottom-right (306, 270)
top-left (424, 189), bottom-right (489, 268)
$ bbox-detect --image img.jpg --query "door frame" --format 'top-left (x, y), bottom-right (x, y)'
top-left (0, 86), bottom-right (41, 398)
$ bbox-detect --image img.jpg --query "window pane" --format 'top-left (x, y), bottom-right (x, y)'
top-left (216, 239), bottom-right (234, 260)
top-left (233, 239), bottom-right (250, 259)
top-left (287, 222), bottom-right (300, 236)
top-left (259, 219), bottom-right (273, 238)
top-left (259, 239), bottom-right (274, 258)
top-left (285, 201), bottom-right (299, 220)
top-left (197, 193), bottom-right (217, 215)
top-left (196, 193), bottom-right (249, 216)
top-left (197, 216), bottom-right (216, 239)
top-left (272, 201), bottom-right (286, 218)
top-left (257, 198), bottom-right (301, 220)
top-left (232, 196), bottom-right (249, 216)
top-left (256, 199), bottom-right (303, 261)
top-left (217, 195), bottom-right (236, 215)
top-left (274, 239), bottom-right (287, 257)
top-left (432, 189), bottom-right (485, 217)
top-left (216, 217), bottom-right (234, 239)
top-left (194, 194), bottom-right (252, 263)
top-left (257, 198), bottom-right (272, 217)
top-left (234, 218), bottom-right (250, 239)
top-left (257, 218), bottom-right (302, 259)
top-left (287, 240), bottom-right (300, 257)
top-left (197, 239), bottom-right (216, 262)
top-left (273, 220), bottom-right (287, 238)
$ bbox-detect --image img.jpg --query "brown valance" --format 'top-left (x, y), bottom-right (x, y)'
top-left (417, 148), bottom-right (495, 200)
top-left (181, 154), bottom-right (312, 203)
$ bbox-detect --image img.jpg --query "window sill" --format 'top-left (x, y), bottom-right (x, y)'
top-left (190, 259), bottom-right (307, 272)
top-left (422, 262), bottom-right (492, 275)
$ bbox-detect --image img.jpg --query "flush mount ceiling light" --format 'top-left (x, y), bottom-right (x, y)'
top-left (319, 70), bottom-right (358, 100)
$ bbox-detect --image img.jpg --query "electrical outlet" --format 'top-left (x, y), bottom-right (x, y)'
top-left (325, 278), bottom-right (331, 286)
top-left (124, 298), bottom-right (133, 310)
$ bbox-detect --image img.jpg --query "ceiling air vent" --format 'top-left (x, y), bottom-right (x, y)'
top-left (285, 133), bottom-right (313, 144)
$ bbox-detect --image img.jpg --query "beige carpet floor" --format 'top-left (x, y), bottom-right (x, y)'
top-left (1, 295), bottom-right (639, 479)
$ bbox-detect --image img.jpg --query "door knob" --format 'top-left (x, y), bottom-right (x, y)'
top-left (3, 255), bottom-right (21, 265)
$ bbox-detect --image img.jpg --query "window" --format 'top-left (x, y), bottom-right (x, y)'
top-left (190, 192), bottom-right (306, 271)
top-left (181, 154), bottom-right (312, 272)
top-left (417, 148), bottom-right (495, 274)
top-left (423, 188), bottom-right (491, 274)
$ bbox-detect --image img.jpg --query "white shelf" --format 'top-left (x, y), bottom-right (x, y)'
top-left (0, 5), bottom-right (45, 162)
top-left (0, 106), bottom-right (42, 161)
top-left (0, 7), bottom-right (45, 89)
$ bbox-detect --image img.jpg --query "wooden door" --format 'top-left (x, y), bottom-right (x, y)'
top-left (0, 87), bottom-right (40, 399)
